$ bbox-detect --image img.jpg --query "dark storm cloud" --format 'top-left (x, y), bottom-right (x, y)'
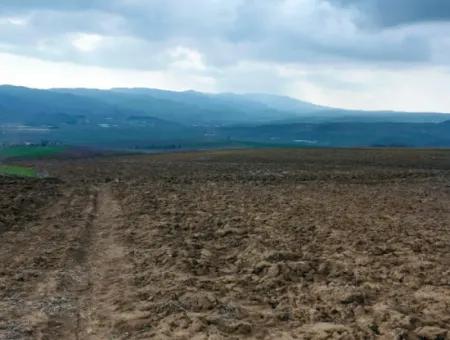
top-left (0, 0), bottom-right (448, 70)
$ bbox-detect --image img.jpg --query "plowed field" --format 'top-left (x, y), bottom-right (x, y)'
top-left (1, 149), bottom-right (449, 339)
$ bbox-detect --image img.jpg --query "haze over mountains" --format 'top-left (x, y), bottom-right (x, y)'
top-left (1, 85), bottom-right (450, 148)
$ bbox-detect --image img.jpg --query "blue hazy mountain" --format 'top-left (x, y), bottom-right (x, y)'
top-left (1, 85), bottom-right (450, 148)
top-left (53, 87), bottom-right (302, 124)
top-left (241, 93), bottom-right (328, 112)
top-left (1, 85), bottom-right (449, 125)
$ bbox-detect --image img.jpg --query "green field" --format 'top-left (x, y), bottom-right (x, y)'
top-left (0, 146), bottom-right (65, 159)
top-left (0, 165), bottom-right (37, 177)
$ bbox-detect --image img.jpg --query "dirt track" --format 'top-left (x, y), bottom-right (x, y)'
top-left (1, 149), bottom-right (449, 339)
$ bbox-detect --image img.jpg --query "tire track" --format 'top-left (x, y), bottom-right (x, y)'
top-left (75, 184), bottom-right (137, 340)
top-left (0, 185), bottom-right (97, 340)
top-left (35, 186), bottom-right (99, 340)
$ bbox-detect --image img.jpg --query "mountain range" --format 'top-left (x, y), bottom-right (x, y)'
top-left (1, 85), bottom-right (450, 148)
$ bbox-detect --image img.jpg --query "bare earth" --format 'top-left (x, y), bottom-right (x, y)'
top-left (1, 149), bottom-right (449, 339)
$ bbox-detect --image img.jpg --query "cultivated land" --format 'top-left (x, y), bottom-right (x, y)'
top-left (0, 146), bottom-right (66, 160)
top-left (0, 148), bottom-right (449, 339)
top-left (0, 165), bottom-right (37, 178)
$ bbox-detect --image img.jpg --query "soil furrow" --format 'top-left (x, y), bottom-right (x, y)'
top-left (75, 185), bottom-right (136, 340)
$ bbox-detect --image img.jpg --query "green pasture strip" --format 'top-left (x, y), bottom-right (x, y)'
top-left (0, 146), bottom-right (66, 159)
top-left (0, 165), bottom-right (37, 177)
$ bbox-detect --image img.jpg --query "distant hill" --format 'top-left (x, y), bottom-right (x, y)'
top-left (1, 85), bottom-right (448, 126)
top-left (54, 87), bottom-right (300, 124)
top-left (0, 85), bottom-right (201, 147)
top-left (53, 87), bottom-right (450, 125)
top-left (0, 85), bottom-right (114, 124)
top-left (1, 85), bottom-right (450, 148)
top-left (242, 93), bottom-right (328, 112)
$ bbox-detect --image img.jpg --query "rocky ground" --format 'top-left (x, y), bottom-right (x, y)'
top-left (0, 148), bottom-right (449, 339)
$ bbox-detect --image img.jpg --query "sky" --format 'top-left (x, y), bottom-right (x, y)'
top-left (1, 0), bottom-right (450, 112)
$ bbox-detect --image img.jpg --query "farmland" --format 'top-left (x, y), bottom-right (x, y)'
top-left (0, 146), bottom-right (66, 160)
top-left (0, 148), bottom-right (449, 339)
top-left (0, 165), bottom-right (37, 177)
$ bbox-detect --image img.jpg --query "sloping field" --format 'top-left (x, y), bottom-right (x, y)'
top-left (0, 148), bottom-right (449, 339)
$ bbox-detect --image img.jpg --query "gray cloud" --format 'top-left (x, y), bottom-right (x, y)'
top-left (0, 0), bottom-right (449, 81)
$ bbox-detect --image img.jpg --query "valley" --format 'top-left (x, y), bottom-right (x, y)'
top-left (1, 85), bottom-right (450, 150)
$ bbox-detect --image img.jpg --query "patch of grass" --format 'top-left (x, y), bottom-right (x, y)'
top-left (0, 165), bottom-right (37, 177)
top-left (0, 146), bottom-right (66, 159)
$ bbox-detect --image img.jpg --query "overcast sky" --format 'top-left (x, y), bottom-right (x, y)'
top-left (1, 0), bottom-right (450, 112)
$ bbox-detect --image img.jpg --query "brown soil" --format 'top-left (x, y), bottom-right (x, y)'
top-left (1, 148), bottom-right (449, 339)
